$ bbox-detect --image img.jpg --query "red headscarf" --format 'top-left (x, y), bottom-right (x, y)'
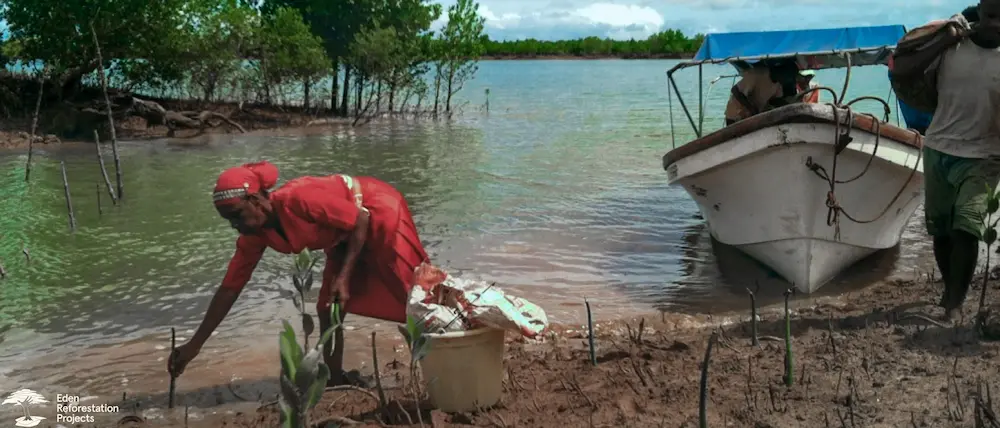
top-left (212, 160), bottom-right (279, 205)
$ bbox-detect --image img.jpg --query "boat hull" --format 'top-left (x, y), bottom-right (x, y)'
top-left (666, 119), bottom-right (924, 293)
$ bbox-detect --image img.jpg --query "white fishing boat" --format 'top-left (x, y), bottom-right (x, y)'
top-left (662, 25), bottom-right (925, 293)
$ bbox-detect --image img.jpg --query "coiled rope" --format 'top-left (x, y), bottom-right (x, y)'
top-left (800, 99), bottom-right (922, 240)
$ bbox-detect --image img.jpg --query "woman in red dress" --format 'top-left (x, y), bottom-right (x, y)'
top-left (168, 160), bottom-right (430, 386)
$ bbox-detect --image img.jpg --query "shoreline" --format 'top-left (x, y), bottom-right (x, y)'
top-left (8, 272), bottom-right (1000, 427)
top-left (0, 99), bottom-right (368, 151)
top-left (481, 53), bottom-right (694, 61)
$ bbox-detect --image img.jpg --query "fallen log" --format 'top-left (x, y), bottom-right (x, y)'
top-left (79, 96), bottom-right (246, 137)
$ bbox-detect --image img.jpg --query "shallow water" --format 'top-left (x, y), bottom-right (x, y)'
top-left (0, 59), bottom-right (955, 410)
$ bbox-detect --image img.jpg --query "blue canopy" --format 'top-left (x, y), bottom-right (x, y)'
top-left (673, 25), bottom-right (907, 72)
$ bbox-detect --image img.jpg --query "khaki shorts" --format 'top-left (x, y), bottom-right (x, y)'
top-left (923, 146), bottom-right (1000, 239)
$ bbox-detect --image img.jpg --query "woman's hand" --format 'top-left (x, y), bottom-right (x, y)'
top-left (332, 275), bottom-right (350, 305)
top-left (168, 342), bottom-right (202, 377)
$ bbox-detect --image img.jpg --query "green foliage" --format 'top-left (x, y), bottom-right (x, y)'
top-left (434, 0), bottom-right (486, 113)
top-left (349, 27), bottom-right (406, 82)
top-left (978, 184), bottom-right (1000, 332)
top-left (1, 0), bottom-right (190, 77)
top-left (278, 303), bottom-right (340, 428)
top-left (258, 7), bottom-right (331, 84)
top-left (0, 0), bottom-right (705, 115)
top-left (290, 250), bottom-right (322, 348)
top-left (481, 30), bottom-right (705, 58)
top-left (397, 315), bottom-right (430, 364)
top-left (179, 0), bottom-right (261, 101)
top-left (985, 182), bottom-right (1000, 246)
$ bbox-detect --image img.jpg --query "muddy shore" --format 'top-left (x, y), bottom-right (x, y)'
top-left (51, 270), bottom-right (997, 428)
top-left (0, 98), bottom-right (358, 150)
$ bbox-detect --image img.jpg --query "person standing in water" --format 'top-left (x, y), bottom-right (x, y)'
top-left (167, 160), bottom-right (431, 385)
top-left (893, 0), bottom-right (1000, 320)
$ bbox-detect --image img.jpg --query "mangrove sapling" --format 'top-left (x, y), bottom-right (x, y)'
top-left (585, 298), bottom-right (596, 366)
top-left (60, 161), bottom-right (76, 232)
top-left (96, 181), bottom-right (102, 215)
top-left (93, 130), bottom-right (117, 204)
top-left (699, 331), bottom-right (719, 428)
top-left (976, 184), bottom-right (1000, 333)
top-left (747, 281), bottom-right (761, 347)
top-left (371, 332), bottom-right (389, 421)
top-left (289, 251), bottom-right (322, 348)
top-left (23, 66), bottom-right (45, 183)
top-left (783, 288), bottom-right (794, 387)
top-left (398, 315), bottom-right (431, 426)
top-left (278, 304), bottom-right (341, 428)
top-left (169, 328), bottom-right (177, 409)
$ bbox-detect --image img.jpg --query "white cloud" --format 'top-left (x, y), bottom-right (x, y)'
top-left (432, 0), bottom-right (969, 41)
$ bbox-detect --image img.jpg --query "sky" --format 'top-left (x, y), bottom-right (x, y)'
top-left (431, 0), bottom-right (972, 41)
top-left (0, 1), bottom-right (975, 43)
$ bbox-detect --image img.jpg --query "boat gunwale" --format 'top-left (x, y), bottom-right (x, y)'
top-left (661, 103), bottom-right (923, 170)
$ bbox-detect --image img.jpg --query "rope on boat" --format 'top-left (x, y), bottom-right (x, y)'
top-left (798, 52), bottom-right (923, 240)
top-left (803, 102), bottom-right (922, 241)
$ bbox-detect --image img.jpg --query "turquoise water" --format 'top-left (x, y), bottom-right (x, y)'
top-left (0, 60), bottom-right (929, 392)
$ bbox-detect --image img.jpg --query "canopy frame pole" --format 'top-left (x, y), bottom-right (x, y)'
top-left (667, 69), bottom-right (701, 139)
top-left (698, 64), bottom-right (705, 136)
top-left (664, 46), bottom-right (897, 139)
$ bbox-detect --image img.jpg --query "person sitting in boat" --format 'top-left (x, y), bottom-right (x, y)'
top-left (893, 0), bottom-right (1000, 321)
top-left (796, 70), bottom-right (821, 103)
top-left (723, 61), bottom-right (785, 125)
top-left (167, 160), bottom-right (431, 386)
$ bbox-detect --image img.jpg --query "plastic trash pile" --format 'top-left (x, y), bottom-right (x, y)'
top-left (406, 262), bottom-right (549, 338)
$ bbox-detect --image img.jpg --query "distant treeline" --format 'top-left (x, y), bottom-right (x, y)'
top-left (481, 30), bottom-right (706, 59)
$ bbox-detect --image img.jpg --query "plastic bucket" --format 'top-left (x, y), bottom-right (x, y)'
top-left (419, 327), bottom-right (506, 412)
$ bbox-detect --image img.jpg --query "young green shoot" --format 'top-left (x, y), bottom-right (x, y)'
top-left (977, 183), bottom-right (1000, 331)
top-left (278, 303), bottom-right (341, 428)
top-left (290, 251), bottom-right (322, 348)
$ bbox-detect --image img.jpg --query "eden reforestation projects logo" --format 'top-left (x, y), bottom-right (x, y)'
top-left (2, 389), bottom-right (120, 427)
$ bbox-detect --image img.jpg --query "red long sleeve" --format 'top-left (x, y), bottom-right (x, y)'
top-left (220, 235), bottom-right (267, 291)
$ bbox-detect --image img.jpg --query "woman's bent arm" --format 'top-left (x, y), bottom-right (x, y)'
top-left (337, 209), bottom-right (370, 283)
top-left (188, 287), bottom-right (241, 350)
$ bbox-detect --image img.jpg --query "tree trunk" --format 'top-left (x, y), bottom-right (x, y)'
top-left (330, 58), bottom-right (339, 112)
top-left (376, 81), bottom-right (382, 113)
top-left (433, 64), bottom-right (442, 116)
top-left (340, 66), bottom-right (352, 117)
top-left (445, 69), bottom-right (454, 113)
top-left (303, 78), bottom-right (311, 110)
top-left (354, 73), bottom-right (363, 117)
top-left (389, 82), bottom-right (396, 112)
top-left (261, 58), bottom-right (272, 104)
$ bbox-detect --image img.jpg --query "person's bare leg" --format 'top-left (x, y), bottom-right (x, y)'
top-left (933, 235), bottom-right (953, 307)
top-left (944, 230), bottom-right (980, 320)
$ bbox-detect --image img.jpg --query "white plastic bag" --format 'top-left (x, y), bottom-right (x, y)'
top-left (406, 263), bottom-right (549, 338)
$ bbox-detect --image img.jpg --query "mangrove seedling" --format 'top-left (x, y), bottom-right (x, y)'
top-left (699, 331), bottom-right (719, 428)
top-left (399, 315), bottom-right (431, 366)
top-left (290, 251), bottom-right (323, 348)
top-left (585, 298), bottom-right (597, 365)
top-left (397, 315), bottom-right (432, 425)
top-left (747, 281), bottom-right (760, 347)
top-left (783, 288), bottom-right (794, 387)
top-left (977, 183), bottom-right (1000, 332)
top-left (278, 304), bottom-right (340, 428)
